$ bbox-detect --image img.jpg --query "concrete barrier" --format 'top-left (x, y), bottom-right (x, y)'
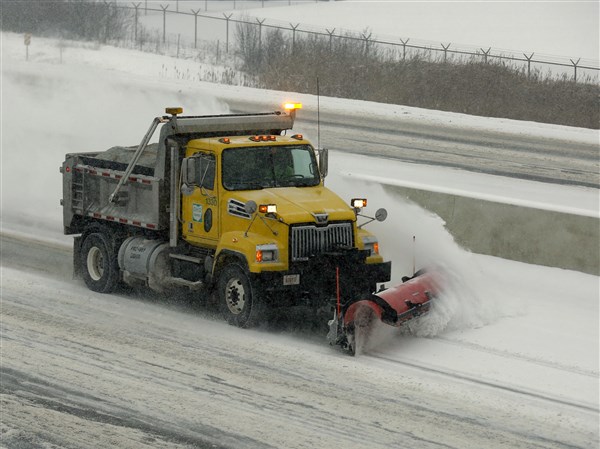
top-left (383, 184), bottom-right (600, 276)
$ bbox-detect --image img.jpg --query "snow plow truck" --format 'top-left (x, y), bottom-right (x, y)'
top-left (60, 104), bottom-right (437, 354)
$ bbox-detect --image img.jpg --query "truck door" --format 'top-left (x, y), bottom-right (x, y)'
top-left (181, 152), bottom-right (219, 246)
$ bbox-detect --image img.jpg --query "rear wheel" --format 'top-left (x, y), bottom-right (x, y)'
top-left (81, 232), bottom-right (120, 293)
top-left (218, 264), bottom-right (265, 328)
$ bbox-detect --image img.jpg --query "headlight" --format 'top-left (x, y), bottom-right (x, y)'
top-left (256, 243), bottom-right (278, 262)
top-left (361, 235), bottom-right (379, 256)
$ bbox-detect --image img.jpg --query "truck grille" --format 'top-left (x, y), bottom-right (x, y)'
top-left (290, 222), bottom-right (354, 261)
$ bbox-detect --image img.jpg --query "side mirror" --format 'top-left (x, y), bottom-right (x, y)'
top-left (181, 158), bottom-right (196, 186)
top-left (180, 158), bottom-right (196, 196)
top-left (181, 155), bottom-right (216, 195)
top-left (318, 148), bottom-right (328, 178)
top-left (375, 208), bottom-right (388, 222)
top-left (244, 200), bottom-right (257, 215)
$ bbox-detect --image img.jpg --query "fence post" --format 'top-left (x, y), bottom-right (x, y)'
top-left (205, 0), bottom-right (208, 11)
top-left (441, 43), bottom-right (451, 63)
top-left (224, 13), bottom-right (233, 53)
top-left (102, 1), bottom-right (111, 44)
top-left (191, 9), bottom-right (200, 48)
top-left (145, 0), bottom-right (147, 15)
top-left (523, 53), bottom-right (534, 78)
top-left (24, 33), bottom-right (31, 61)
top-left (480, 47), bottom-right (491, 63)
top-left (400, 38), bottom-right (409, 60)
top-left (256, 18), bottom-right (265, 59)
top-left (570, 58), bottom-right (580, 82)
top-left (132, 2), bottom-right (141, 43)
top-left (362, 31), bottom-right (372, 57)
top-left (290, 23), bottom-right (300, 53)
top-left (326, 28), bottom-right (335, 52)
top-left (160, 4), bottom-right (169, 43)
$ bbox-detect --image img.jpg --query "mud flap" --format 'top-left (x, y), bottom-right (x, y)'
top-left (73, 235), bottom-right (82, 279)
top-left (327, 310), bottom-right (343, 347)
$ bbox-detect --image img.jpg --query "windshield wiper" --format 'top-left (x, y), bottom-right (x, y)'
top-left (227, 181), bottom-right (265, 191)
top-left (293, 178), bottom-right (319, 187)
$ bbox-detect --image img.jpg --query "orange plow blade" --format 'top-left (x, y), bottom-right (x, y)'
top-left (327, 270), bottom-right (441, 355)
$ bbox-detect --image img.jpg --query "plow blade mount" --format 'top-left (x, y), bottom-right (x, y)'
top-left (327, 270), bottom-right (441, 355)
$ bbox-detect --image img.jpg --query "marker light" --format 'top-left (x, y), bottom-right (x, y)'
top-left (351, 198), bottom-right (367, 209)
top-left (291, 134), bottom-right (303, 140)
top-left (362, 235), bottom-right (380, 256)
top-left (284, 102), bottom-right (302, 110)
top-left (259, 204), bottom-right (277, 214)
top-left (250, 135), bottom-right (277, 142)
top-left (219, 137), bottom-right (231, 144)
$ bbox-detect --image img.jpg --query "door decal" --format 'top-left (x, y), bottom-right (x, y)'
top-left (192, 203), bottom-right (203, 222)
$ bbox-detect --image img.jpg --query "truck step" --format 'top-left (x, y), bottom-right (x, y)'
top-left (169, 253), bottom-right (202, 264)
top-left (163, 276), bottom-right (204, 290)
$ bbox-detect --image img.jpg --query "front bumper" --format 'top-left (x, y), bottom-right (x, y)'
top-left (253, 249), bottom-right (391, 307)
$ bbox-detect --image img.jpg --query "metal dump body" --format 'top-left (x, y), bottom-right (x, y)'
top-left (61, 151), bottom-right (164, 234)
top-left (61, 110), bottom-right (295, 235)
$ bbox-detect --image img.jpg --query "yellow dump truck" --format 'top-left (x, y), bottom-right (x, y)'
top-left (61, 104), bottom-right (391, 328)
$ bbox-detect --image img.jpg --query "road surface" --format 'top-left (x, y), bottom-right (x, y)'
top-left (1, 234), bottom-right (597, 449)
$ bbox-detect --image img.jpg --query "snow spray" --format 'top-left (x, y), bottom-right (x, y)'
top-left (328, 173), bottom-right (506, 340)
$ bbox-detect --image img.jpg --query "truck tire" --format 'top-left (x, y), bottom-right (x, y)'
top-left (81, 232), bottom-right (120, 293)
top-left (218, 264), bottom-right (265, 328)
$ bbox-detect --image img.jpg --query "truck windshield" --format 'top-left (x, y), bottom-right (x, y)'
top-left (222, 144), bottom-right (321, 191)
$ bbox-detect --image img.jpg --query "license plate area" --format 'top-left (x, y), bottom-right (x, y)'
top-left (283, 274), bottom-right (300, 286)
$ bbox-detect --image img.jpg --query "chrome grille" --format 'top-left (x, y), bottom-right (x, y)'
top-left (290, 222), bottom-right (354, 261)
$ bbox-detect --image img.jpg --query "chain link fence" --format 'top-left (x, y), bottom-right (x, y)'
top-left (122, 2), bottom-right (598, 84)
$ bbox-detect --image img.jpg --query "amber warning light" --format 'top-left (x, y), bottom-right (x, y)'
top-left (284, 102), bottom-right (302, 110)
top-left (351, 198), bottom-right (367, 209)
top-left (165, 107), bottom-right (183, 115)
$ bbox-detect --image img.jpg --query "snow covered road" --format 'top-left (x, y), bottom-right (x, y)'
top-left (1, 234), bottom-right (598, 449)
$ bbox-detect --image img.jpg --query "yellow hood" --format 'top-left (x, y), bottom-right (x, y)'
top-left (233, 186), bottom-right (355, 224)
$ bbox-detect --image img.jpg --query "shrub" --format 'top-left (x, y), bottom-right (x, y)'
top-left (237, 29), bottom-right (599, 129)
top-left (1, 0), bottom-right (132, 42)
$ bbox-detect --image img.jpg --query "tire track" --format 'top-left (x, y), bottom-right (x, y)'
top-left (370, 352), bottom-right (599, 414)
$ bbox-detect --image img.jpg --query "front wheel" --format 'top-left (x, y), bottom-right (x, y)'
top-left (217, 264), bottom-right (265, 328)
top-left (80, 232), bottom-right (120, 293)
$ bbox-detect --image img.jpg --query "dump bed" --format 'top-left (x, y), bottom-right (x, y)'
top-left (61, 145), bottom-right (165, 235)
